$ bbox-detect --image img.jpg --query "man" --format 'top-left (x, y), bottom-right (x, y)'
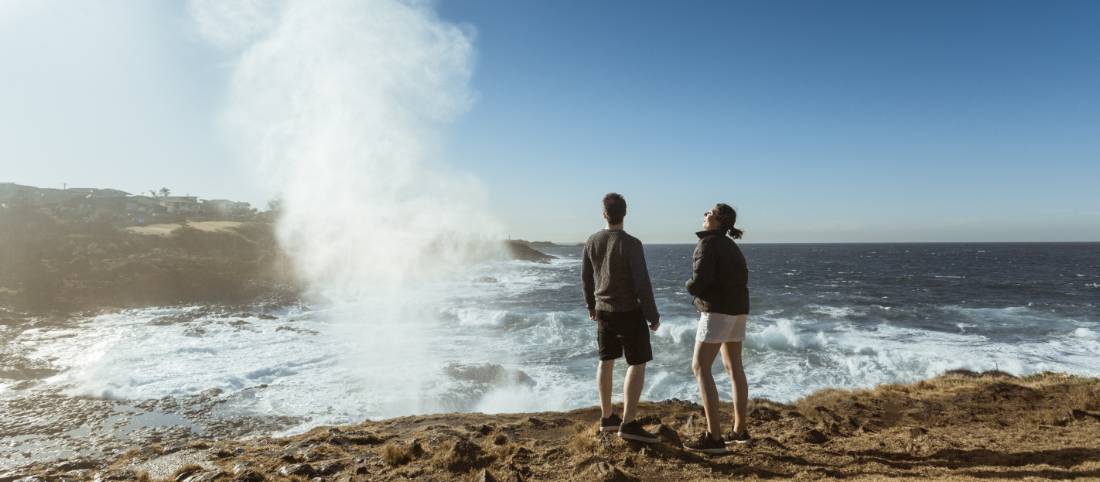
top-left (582, 192), bottom-right (661, 443)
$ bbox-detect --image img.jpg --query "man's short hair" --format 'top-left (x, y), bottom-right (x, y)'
top-left (603, 193), bottom-right (626, 224)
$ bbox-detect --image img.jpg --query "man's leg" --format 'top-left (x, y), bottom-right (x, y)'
top-left (597, 359), bottom-right (615, 418)
top-left (721, 341), bottom-right (748, 434)
top-left (622, 362), bottom-right (645, 423)
top-left (692, 341), bottom-right (723, 439)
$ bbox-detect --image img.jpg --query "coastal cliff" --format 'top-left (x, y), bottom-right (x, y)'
top-left (9, 371), bottom-right (1100, 481)
top-left (0, 208), bottom-right (553, 313)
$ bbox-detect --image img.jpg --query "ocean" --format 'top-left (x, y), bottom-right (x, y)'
top-left (7, 242), bottom-right (1099, 438)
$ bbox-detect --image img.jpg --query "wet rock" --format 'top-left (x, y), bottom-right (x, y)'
top-left (277, 463), bottom-right (315, 477)
top-left (473, 276), bottom-right (498, 283)
top-left (182, 326), bottom-right (206, 337)
top-left (444, 363), bottom-right (537, 389)
top-left (804, 429), bottom-right (829, 444)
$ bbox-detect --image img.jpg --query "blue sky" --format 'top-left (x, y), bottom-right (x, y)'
top-left (2, 0), bottom-right (1098, 242)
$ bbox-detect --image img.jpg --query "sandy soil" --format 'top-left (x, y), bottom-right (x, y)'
top-left (124, 222), bottom-right (245, 237)
top-left (8, 370), bottom-right (1100, 481)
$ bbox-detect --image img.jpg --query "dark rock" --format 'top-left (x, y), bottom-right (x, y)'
top-left (473, 276), bottom-right (498, 283)
top-left (653, 424), bottom-right (681, 446)
top-left (278, 463), bottom-right (315, 477)
top-left (805, 429), bottom-right (829, 444)
top-left (493, 434), bottom-right (508, 445)
top-left (475, 469), bottom-right (499, 482)
top-left (909, 426), bottom-right (928, 438)
top-left (590, 461), bottom-right (640, 482)
top-left (231, 469), bottom-right (265, 482)
top-left (316, 460), bottom-right (345, 476)
top-left (280, 449), bottom-right (303, 463)
top-left (438, 438), bottom-right (489, 472)
top-left (174, 466), bottom-right (202, 482)
top-left (1072, 409), bottom-right (1100, 421)
top-left (54, 459), bottom-right (99, 471)
top-left (181, 470), bottom-right (224, 482)
top-left (210, 447), bottom-right (235, 458)
top-left (505, 241), bottom-right (555, 263)
top-left (509, 446), bottom-right (534, 464)
top-left (749, 406), bottom-right (783, 422)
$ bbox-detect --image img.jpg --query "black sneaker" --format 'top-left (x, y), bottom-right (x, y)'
top-left (724, 429), bottom-right (752, 445)
top-left (683, 432), bottom-right (729, 454)
top-left (598, 413), bottom-right (622, 433)
top-left (617, 420), bottom-right (660, 443)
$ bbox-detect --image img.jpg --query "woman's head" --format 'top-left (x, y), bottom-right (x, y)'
top-left (702, 203), bottom-right (744, 239)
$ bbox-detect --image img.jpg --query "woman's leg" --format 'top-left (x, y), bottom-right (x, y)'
top-left (720, 341), bottom-right (748, 434)
top-left (692, 341), bottom-right (723, 438)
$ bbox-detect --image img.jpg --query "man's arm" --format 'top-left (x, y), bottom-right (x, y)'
top-left (582, 243), bottom-right (596, 319)
top-left (628, 241), bottom-right (660, 328)
top-left (686, 238), bottom-right (717, 297)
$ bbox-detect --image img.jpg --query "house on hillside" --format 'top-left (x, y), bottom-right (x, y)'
top-left (159, 196), bottom-right (201, 214)
top-left (202, 199), bottom-right (253, 217)
top-left (126, 196), bottom-right (167, 225)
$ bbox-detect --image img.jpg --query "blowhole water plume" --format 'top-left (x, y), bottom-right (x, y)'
top-left (190, 0), bottom-right (504, 417)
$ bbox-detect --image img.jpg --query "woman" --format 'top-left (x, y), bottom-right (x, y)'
top-left (682, 203), bottom-right (751, 454)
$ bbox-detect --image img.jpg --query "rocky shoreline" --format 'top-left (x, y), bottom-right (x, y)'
top-left (5, 371), bottom-right (1100, 481)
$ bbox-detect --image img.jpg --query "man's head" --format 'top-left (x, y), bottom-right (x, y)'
top-left (603, 193), bottom-right (626, 225)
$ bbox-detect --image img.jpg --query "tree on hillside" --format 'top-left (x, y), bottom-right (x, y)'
top-left (158, 187), bottom-right (171, 198)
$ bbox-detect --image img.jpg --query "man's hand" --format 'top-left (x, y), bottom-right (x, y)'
top-left (648, 320), bottom-right (660, 332)
top-left (588, 308), bottom-right (597, 321)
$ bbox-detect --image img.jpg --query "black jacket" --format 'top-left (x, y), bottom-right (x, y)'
top-left (686, 229), bottom-right (749, 316)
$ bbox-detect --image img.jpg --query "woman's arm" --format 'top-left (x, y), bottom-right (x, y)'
top-left (686, 238), bottom-right (717, 297)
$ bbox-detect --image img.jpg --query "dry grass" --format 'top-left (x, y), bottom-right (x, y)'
top-left (429, 438), bottom-right (491, 472)
top-left (381, 442), bottom-right (415, 466)
top-left (170, 463), bottom-right (203, 479)
top-left (566, 423), bottom-right (598, 455)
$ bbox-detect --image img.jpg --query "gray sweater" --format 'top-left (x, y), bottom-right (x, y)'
top-left (581, 229), bottom-right (660, 323)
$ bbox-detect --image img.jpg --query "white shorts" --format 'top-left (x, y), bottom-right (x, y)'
top-left (696, 312), bottom-right (747, 344)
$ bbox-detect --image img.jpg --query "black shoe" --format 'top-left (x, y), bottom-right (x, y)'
top-left (683, 432), bottom-right (729, 454)
top-left (724, 429), bottom-right (752, 445)
top-left (617, 420), bottom-right (660, 443)
top-left (598, 413), bottom-right (622, 433)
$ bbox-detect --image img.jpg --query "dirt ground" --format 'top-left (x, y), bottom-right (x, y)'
top-left (124, 222), bottom-right (246, 237)
top-left (10, 370), bottom-right (1100, 481)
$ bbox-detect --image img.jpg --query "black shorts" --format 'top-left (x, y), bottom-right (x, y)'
top-left (596, 309), bottom-right (653, 365)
